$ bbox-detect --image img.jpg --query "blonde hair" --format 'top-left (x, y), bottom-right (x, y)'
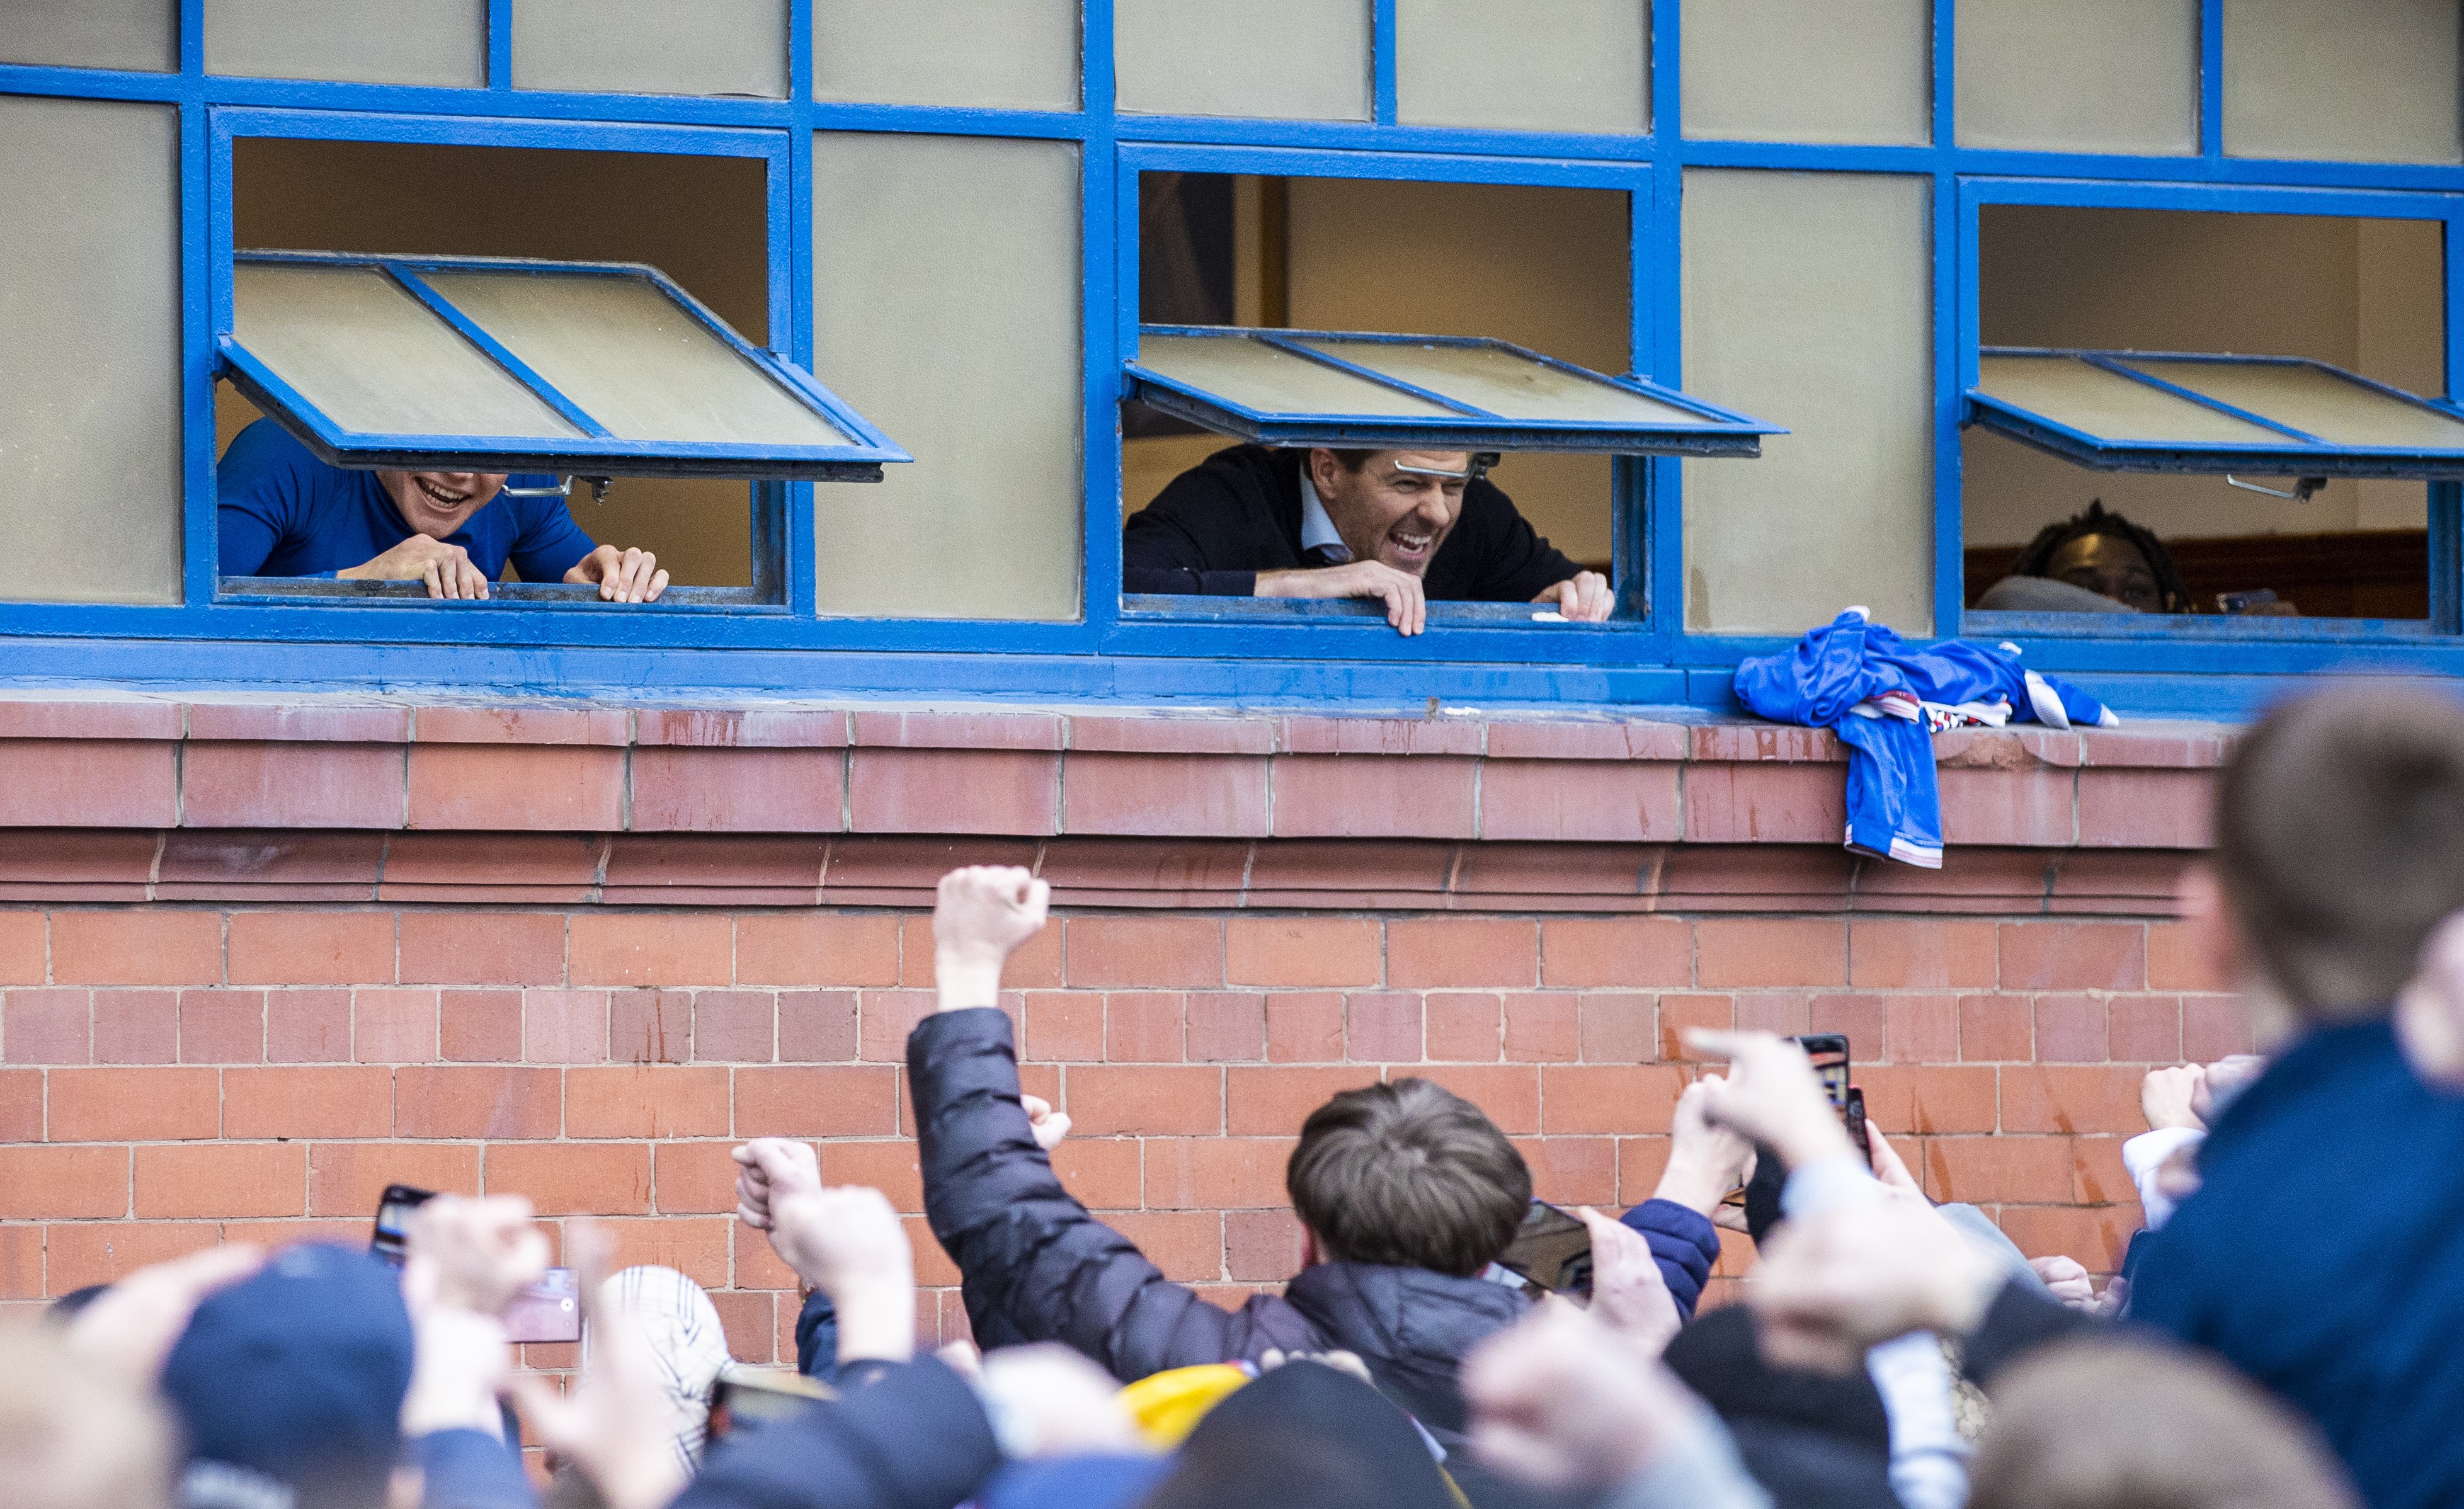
top-left (0, 1322), bottom-right (176, 1509)
top-left (1970, 1340), bottom-right (2356, 1509)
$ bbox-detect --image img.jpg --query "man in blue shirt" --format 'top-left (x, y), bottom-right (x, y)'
top-left (217, 418), bottom-right (670, 602)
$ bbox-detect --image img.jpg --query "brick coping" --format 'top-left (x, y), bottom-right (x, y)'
top-left (0, 692), bottom-right (2233, 769)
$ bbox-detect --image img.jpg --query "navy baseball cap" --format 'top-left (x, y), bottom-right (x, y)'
top-left (161, 1243), bottom-right (414, 1508)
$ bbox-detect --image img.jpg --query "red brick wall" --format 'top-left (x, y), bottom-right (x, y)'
top-left (0, 903), bottom-right (2239, 1364)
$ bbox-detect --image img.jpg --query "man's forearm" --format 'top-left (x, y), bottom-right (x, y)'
top-left (936, 955), bottom-right (1004, 1013)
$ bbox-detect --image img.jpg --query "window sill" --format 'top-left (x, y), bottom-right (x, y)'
top-left (217, 578), bottom-right (777, 610)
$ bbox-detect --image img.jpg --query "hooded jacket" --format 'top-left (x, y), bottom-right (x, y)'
top-left (904, 1008), bottom-right (1715, 1466)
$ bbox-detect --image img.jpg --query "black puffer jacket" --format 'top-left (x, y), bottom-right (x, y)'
top-left (908, 1008), bottom-right (1530, 1449)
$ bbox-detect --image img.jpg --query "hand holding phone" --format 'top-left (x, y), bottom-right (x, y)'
top-left (372, 1183), bottom-right (579, 1343)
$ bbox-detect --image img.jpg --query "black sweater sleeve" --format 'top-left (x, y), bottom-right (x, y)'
top-left (1447, 479), bottom-right (1585, 603)
top-left (1122, 456), bottom-right (1265, 596)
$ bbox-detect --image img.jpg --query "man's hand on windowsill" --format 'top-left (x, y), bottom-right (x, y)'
top-left (339, 535), bottom-right (490, 600)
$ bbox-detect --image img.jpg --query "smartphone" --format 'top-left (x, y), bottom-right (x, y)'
top-left (707, 1367), bottom-right (835, 1442)
top-left (2217, 588), bottom-right (2279, 614)
top-left (370, 1182), bottom-right (436, 1268)
top-left (369, 1181), bottom-right (581, 1343)
top-left (1496, 1199), bottom-right (1593, 1300)
top-left (1790, 1034), bottom-right (1873, 1170)
top-left (503, 1265), bottom-right (583, 1345)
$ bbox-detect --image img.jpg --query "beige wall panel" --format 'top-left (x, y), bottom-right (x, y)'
top-left (811, 134), bottom-right (1083, 620)
top-left (1115, 0), bottom-right (1370, 120)
top-left (816, 0), bottom-right (1078, 109)
top-left (1285, 177), bottom-right (1628, 562)
top-left (1682, 0), bottom-right (1929, 144)
top-left (1968, 206), bottom-right (2441, 546)
top-left (0, 96), bottom-right (181, 604)
top-left (2357, 218), bottom-right (2444, 529)
top-left (205, 0), bottom-right (483, 86)
top-left (1396, 0), bottom-right (1648, 135)
top-left (515, 0), bottom-right (787, 98)
top-left (229, 139), bottom-right (771, 588)
top-left (2225, 0), bottom-right (2461, 163)
top-left (1682, 169), bottom-right (1932, 634)
top-left (3, 0), bottom-right (174, 71)
top-left (1955, 0), bottom-right (2196, 154)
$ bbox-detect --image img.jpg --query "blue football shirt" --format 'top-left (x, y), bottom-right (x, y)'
top-left (216, 419), bottom-right (598, 583)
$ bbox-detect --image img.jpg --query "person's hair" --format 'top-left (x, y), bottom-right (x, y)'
top-left (1306, 448), bottom-right (1376, 472)
top-left (2214, 685), bottom-right (2464, 1017)
top-left (1968, 1340), bottom-right (2357, 1509)
top-left (0, 1323), bottom-right (176, 1509)
top-left (1285, 1078), bottom-right (1531, 1276)
top-left (2007, 500), bottom-right (2189, 613)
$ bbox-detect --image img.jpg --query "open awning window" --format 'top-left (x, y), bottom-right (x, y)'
top-left (221, 253), bottom-right (908, 482)
top-left (1966, 348), bottom-right (2464, 479)
top-left (1124, 326), bottom-right (1780, 456)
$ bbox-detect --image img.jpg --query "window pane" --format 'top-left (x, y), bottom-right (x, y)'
top-left (1138, 336), bottom-right (1461, 418)
top-left (2115, 360), bottom-right (2464, 451)
top-left (815, 0), bottom-right (1078, 110)
top-left (1968, 207), bottom-right (2444, 619)
top-left (513, 0), bottom-right (787, 98)
top-left (1115, 0), bottom-right (1370, 121)
top-left (1395, 0), bottom-right (1647, 135)
top-left (1956, 0), bottom-right (2195, 154)
top-left (205, 0), bottom-right (483, 86)
top-left (1, 0), bottom-right (174, 71)
top-left (1285, 176), bottom-right (1633, 564)
top-left (1974, 356), bottom-right (2290, 446)
top-left (0, 96), bottom-right (180, 605)
top-left (1294, 339), bottom-right (1705, 426)
top-left (232, 265), bottom-right (587, 438)
top-left (1682, 169), bottom-right (1932, 634)
top-left (416, 271), bottom-right (850, 447)
top-left (2225, 0), bottom-right (2461, 163)
top-left (810, 133), bottom-right (1083, 620)
top-left (1682, 0), bottom-right (1929, 145)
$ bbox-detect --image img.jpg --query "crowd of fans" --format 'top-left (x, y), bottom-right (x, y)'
top-left (11, 681), bottom-right (2464, 1509)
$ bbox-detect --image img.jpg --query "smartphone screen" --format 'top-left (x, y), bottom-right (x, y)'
top-left (1497, 1199), bottom-right (1592, 1299)
top-left (502, 1267), bottom-right (583, 1345)
top-left (1789, 1034), bottom-right (1873, 1170)
top-left (708, 1369), bottom-right (835, 1442)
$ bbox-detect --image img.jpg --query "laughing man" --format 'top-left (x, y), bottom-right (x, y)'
top-left (1122, 444), bottom-right (1612, 635)
top-left (215, 417), bottom-right (668, 602)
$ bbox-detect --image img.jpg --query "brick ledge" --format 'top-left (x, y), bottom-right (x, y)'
top-left (0, 695), bottom-right (2223, 848)
top-left (0, 833), bottom-right (2193, 918)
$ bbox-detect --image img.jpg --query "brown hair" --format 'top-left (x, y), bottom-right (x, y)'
top-left (1285, 1077), bottom-right (1531, 1276)
top-left (1969, 1340), bottom-right (2357, 1509)
top-left (1303, 448), bottom-right (1376, 473)
top-left (2214, 685), bottom-right (2464, 1018)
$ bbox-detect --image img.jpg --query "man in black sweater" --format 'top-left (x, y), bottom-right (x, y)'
top-left (1123, 444), bottom-right (1611, 634)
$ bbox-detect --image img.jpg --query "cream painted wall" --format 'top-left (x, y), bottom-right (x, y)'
top-left (1968, 207), bottom-right (2443, 547)
top-left (1286, 176), bottom-right (1629, 564)
top-left (225, 139), bottom-right (770, 587)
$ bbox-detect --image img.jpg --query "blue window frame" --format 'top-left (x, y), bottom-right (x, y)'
top-left (1126, 325), bottom-right (1776, 456)
top-left (1966, 348), bottom-right (2464, 480)
top-left (2, 0), bottom-right (2463, 714)
top-left (222, 251), bottom-right (905, 482)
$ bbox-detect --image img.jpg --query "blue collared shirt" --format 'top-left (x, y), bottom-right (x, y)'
top-left (215, 419), bottom-right (597, 583)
